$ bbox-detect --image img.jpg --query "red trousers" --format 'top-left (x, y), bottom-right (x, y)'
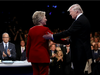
top-left (31, 63), bottom-right (49, 75)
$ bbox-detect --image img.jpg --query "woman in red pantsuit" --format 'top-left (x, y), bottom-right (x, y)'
top-left (26, 11), bottom-right (52, 75)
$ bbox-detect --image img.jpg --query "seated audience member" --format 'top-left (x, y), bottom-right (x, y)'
top-left (16, 40), bottom-right (26, 61)
top-left (91, 44), bottom-right (100, 75)
top-left (0, 32), bottom-right (16, 60)
top-left (94, 37), bottom-right (99, 44)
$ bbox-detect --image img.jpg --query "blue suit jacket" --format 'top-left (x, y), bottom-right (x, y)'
top-left (0, 42), bottom-right (16, 60)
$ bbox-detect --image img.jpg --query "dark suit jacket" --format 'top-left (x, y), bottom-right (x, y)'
top-left (53, 14), bottom-right (92, 62)
top-left (0, 42), bottom-right (16, 60)
top-left (91, 50), bottom-right (100, 75)
top-left (49, 50), bottom-right (57, 58)
top-left (61, 46), bottom-right (71, 75)
top-left (16, 46), bottom-right (26, 61)
top-left (92, 50), bottom-right (100, 63)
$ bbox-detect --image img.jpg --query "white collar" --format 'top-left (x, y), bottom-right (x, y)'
top-left (3, 41), bottom-right (9, 47)
top-left (75, 13), bottom-right (83, 20)
top-left (94, 50), bottom-right (98, 53)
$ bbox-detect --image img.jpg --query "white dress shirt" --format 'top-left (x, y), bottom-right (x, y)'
top-left (21, 46), bottom-right (25, 53)
top-left (3, 41), bottom-right (9, 49)
top-left (75, 13), bottom-right (83, 20)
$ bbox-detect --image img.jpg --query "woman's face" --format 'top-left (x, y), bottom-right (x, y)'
top-left (40, 16), bottom-right (47, 25)
top-left (58, 51), bottom-right (62, 57)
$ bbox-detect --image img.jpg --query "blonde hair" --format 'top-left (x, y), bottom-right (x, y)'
top-left (56, 50), bottom-right (63, 58)
top-left (32, 11), bottom-right (46, 25)
top-left (67, 4), bottom-right (83, 13)
top-left (56, 47), bottom-right (61, 51)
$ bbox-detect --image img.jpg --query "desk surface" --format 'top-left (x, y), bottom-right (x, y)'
top-left (0, 60), bottom-right (32, 67)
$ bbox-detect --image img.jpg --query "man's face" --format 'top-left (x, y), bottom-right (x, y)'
top-left (2, 34), bottom-right (9, 43)
top-left (20, 41), bottom-right (25, 46)
top-left (69, 9), bottom-right (77, 19)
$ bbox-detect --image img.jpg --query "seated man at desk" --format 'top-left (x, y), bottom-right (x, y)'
top-left (0, 32), bottom-right (16, 61)
top-left (16, 40), bottom-right (26, 61)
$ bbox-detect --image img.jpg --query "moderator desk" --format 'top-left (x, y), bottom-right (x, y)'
top-left (0, 60), bottom-right (33, 75)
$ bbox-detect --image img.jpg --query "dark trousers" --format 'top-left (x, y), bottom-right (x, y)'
top-left (31, 63), bottom-right (49, 75)
top-left (73, 61), bottom-right (86, 75)
top-left (92, 63), bottom-right (100, 75)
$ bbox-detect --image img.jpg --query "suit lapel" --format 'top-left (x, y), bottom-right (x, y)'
top-left (8, 42), bottom-right (10, 49)
top-left (1, 42), bottom-right (6, 53)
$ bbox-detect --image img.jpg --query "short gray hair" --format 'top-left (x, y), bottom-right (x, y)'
top-left (67, 4), bottom-right (83, 13)
top-left (2, 32), bottom-right (9, 38)
top-left (32, 11), bottom-right (46, 25)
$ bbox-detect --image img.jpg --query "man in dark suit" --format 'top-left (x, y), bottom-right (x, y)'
top-left (91, 44), bottom-right (100, 75)
top-left (0, 32), bottom-right (16, 60)
top-left (16, 40), bottom-right (26, 61)
top-left (43, 4), bottom-right (92, 75)
top-left (62, 44), bottom-right (71, 75)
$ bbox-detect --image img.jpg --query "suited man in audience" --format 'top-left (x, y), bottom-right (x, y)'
top-left (16, 40), bottom-right (26, 61)
top-left (91, 44), bottom-right (100, 75)
top-left (49, 44), bottom-right (57, 75)
top-left (62, 44), bottom-right (71, 75)
top-left (0, 32), bottom-right (16, 60)
top-left (43, 4), bottom-right (92, 75)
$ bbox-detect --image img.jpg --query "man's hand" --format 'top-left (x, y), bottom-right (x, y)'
top-left (7, 49), bottom-right (11, 56)
top-left (43, 32), bottom-right (53, 40)
top-left (3, 51), bottom-right (7, 57)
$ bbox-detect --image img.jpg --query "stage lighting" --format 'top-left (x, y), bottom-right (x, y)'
top-left (49, 12), bottom-right (52, 15)
top-left (47, 5), bottom-right (49, 7)
top-left (52, 5), bottom-right (57, 8)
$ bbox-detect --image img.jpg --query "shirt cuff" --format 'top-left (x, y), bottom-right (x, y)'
top-left (94, 59), bottom-right (96, 63)
top-left (66, 53), bottom-right (68, 54)
top-left (2, 55), bottom-right (4, 59)
top-left (9, 54), bottom-right (11, 57)
top-left (51, 35), bottom-right (54, 40)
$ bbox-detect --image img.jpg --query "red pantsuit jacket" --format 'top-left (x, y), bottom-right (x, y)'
top-left (26, 26), bottom-right (52, 63)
